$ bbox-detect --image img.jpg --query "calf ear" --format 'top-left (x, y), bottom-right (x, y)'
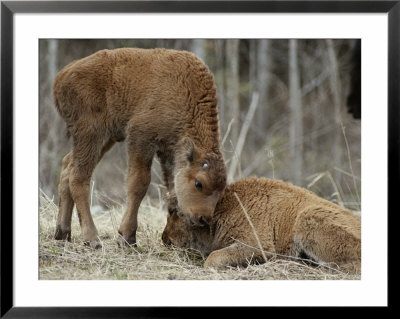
top-left (176, 137), bottom-right (195, 164)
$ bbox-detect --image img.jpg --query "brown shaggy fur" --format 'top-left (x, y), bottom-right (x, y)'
top-left (162, 177), bottom-right (361, 274)
top-left (53, 48), bottom-right (226, 247)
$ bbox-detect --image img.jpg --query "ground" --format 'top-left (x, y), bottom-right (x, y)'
top-left (39, 191), bottom-right (360, 280)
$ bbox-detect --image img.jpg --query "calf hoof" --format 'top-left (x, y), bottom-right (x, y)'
top-left (204, 251), bottom-right (228, 269)
top-left (83, 239), bottom-right (102, 249)
top-left (54, 226), bottom-right (71, 241)
top-left (82, 230), bottom-right (102, 249)
top-left (118, 230), bottom-right (137, 246)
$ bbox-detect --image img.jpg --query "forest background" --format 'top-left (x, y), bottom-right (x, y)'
top-left (39, 38), bottom-right (361, 215)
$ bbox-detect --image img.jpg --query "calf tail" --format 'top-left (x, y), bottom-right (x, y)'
top-left (65, 127), bottom-right (71, 139)
top-left (54, 94), bottom-right (71, 140)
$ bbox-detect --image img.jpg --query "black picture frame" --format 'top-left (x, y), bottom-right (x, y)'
top-left (1, 1), bottom-right (396, 317)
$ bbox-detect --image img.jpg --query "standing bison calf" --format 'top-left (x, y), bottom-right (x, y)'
top-left (53, 48), bottom-right (226, 248)
top-left (162, 177), bottom-right (361, 274)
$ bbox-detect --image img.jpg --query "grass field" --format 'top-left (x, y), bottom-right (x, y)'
top-left (39, 190), bottom-right (360, 281)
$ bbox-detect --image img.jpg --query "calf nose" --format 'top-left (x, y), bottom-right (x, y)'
top-left (161, 232), bottom-right (171, 246)
top-left (189, 214), bottom-right (208, 227)
top-left (177, 210), bottom-right (184, 218)
top-left (199, 216), bottom-right (208, 226)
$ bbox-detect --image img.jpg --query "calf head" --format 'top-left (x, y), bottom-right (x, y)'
top-left (162, 208), bottom-right (211, 255)
top-left (173, 137), bottom-right (226, 226)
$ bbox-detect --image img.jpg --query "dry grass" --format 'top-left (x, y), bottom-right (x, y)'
top-left (39, 191), bottom-right (360, 281)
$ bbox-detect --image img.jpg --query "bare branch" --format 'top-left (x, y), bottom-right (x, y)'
top-left (228, 92), bottom-right (259, 182)
top-left (222, 118), bottom-right (235, 147)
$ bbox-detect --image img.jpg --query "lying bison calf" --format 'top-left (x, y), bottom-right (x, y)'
top-left (162, 177), bottom-right (361, 273)
top-left (53, 48), bottom-right (226, 248)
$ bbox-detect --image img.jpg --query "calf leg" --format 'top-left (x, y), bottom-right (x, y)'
top-left (118, 153), bottom-right (153, 245)
top-left (159, 153), bottom-right (175, 192)
top-left (67, 134), bottom-right (115, 248)
top-left (293, 206), bottom-right (361, 273)
top-left (54, 152), bottom-right (74, 241)
top-left (69, 169), bottom-right (98, 247)
top-left (55, 139), bottom-right (115, 244)
top-left (159, 154), bottom-right (176, 214)
top-left (204, 243), bottom-right (274, 268)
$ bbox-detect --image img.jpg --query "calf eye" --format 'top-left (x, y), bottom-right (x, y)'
top-left (194, 179), bottom-right (203, 191)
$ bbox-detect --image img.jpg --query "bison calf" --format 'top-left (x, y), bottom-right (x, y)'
top-left (162, 177), bottom-right (361, 274)
top-left (53, 48), bottom-right (226, 248)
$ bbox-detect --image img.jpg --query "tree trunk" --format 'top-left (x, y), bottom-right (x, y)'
top-left (249, 40), bottom-right (257, 97)
top-left (191, 39), bottom-right (207, 62)
top-left (289, 39), bottom-right (303, 186)
top-left (214, 40), bottom-right (226, 131)
top-left (48, 39), bottom-right (58, 83)
top-left (256, 39), bottom-right (271, 134)
top-left (225, 39), bottom-right (240, 145)
top-left (326, 39), bottom-right (343, 183)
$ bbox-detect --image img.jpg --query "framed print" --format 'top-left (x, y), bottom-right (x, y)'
top-left (1, 0), bottom-right (396, 316)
